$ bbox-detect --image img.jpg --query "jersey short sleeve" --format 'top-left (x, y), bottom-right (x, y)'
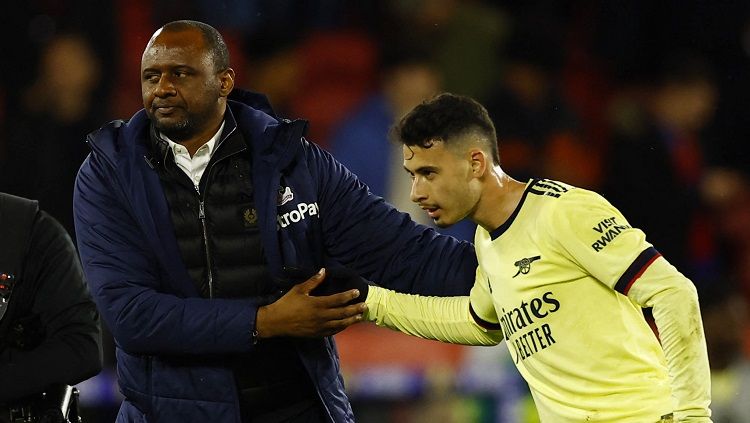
top-left (547, 188), bottom-right (661, 296)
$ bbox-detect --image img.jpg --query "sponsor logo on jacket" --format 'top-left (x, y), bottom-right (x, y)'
top-left (277, 186), bottom-right (294, 206)
top-left (277, 202), bottom-right (319, 229)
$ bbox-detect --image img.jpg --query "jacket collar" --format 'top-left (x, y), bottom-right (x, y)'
top-left (148, 105), bottom-right (240, 170)
top-left (86, 89), bottom-right (279, 164)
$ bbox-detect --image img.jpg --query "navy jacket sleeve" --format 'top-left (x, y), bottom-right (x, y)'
top-left (308, 141), bottom-right (478, 296)
top-left (74, 151), bottom-right (264, 356)
top-left (0, 212), bottom-right (102, 401)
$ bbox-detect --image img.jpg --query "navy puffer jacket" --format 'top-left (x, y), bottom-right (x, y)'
top-left (73, 90), bottom-right (477, 422)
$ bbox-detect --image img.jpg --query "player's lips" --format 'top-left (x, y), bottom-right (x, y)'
top-left (420, 205), bottom-right (440, 218)
top-left (152, 104), bottom-right (182, 115)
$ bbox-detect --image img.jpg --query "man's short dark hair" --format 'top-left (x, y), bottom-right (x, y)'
top-left (161, 20), bottom-right (230, 72)
top-left (392, 93), bottom-right (500, 164)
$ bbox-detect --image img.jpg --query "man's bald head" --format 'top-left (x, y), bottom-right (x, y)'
top-left (149, 20), bottom-right (230, 73)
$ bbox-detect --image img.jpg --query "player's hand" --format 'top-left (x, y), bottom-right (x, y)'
top-left (255, 268), bottom-right (367, 339)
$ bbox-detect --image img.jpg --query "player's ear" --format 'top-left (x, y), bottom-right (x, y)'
top-left (469, 149), bottom-right (487, 177)
top-left (219, 67), bottom-right (235, 96)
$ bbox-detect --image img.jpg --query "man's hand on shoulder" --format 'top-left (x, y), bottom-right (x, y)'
top-left (255, 269), bottom-right (367, 339)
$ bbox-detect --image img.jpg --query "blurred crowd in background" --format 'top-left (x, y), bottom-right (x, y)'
top-left (1, 1), bottom-right (750, 422)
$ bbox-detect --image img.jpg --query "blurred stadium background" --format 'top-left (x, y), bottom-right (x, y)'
top-left (2, 1), bottom-right (750, 422)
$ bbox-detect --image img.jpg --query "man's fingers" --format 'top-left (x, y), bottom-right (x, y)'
top-left (316, 288), bottom-right (361, 307)
top-left (321, 302), bottom-right (367, 320)
top-left (297, 268), bottom-right (326, 294)
top-left (319, 314), bottom-right (365, 337)
top-left (294, 301), bottom-right (368, 337)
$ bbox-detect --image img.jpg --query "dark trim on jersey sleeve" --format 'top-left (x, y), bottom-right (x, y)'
top-left (469, 303), bottom-right (502, 330)
top-left (614, 246), bottom-right (662, 295)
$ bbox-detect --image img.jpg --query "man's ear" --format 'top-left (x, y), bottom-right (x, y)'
top-left (219, 68), bottom-right (235, 96)
top-left (470, 149), bottom-right (488, 177)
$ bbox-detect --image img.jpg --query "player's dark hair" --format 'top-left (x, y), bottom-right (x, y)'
top-left (392, 93), bottom-right (500, 164)
top-left (161, 20), bottom-right (230, 72)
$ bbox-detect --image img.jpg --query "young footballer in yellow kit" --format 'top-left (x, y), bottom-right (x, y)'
top-left (363, 93), bottom-right (712, 422)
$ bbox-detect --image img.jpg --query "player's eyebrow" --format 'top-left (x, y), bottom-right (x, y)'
top-left (404, 165), bottom-right (438, 176)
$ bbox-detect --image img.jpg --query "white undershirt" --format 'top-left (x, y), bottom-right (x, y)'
top-left (162, 121), bottom-right (225, 189)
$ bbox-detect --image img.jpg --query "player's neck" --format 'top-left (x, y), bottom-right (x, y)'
top-left (473, 168), bottom-right (526, 232)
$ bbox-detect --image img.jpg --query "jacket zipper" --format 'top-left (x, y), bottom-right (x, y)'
top-left (196, 185), bottom-right (215, 298)
top-left (193, 124), bottom-right (238, 299)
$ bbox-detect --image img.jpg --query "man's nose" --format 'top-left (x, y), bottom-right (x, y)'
top-left (410, 180), bottom-right (426, 203)
top-left (155, 76), bottom-right (176, 97)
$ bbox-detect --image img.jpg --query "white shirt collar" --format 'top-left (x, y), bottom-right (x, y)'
top-left (161, 121), bottom-right (226, 159)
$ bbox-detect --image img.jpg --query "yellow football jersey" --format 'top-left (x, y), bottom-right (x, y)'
top-left (366, 178), bottom-right (711, 422)
top-left (470, 178), bottom-right (673, 422)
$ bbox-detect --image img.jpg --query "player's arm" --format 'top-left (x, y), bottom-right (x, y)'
top-left (626, 259), bottom-right (711, 423)
top-left (364, 268), bottom-right (503, 346)
top-left (551, 189), bottom-right (711, 422)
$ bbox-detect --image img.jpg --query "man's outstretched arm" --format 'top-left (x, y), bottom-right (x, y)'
top-left (363, 270), bottom-right (503, 346)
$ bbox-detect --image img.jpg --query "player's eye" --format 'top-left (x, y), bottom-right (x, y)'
top-left (143, 73), bottom-right (160, 83)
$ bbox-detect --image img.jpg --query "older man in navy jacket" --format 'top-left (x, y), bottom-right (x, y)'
top-left (74, 20), bottom-right (477, 422)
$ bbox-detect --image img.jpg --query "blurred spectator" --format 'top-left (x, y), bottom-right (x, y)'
top-left (0, 1), bottom-right (115, 121)
top-left (242, 30), bottom-right (303, 119)
top-left (484, 28), bottom-right (598, 189)
top-left (707, 13), bottom-right (750, 172)
top-left (238, 3), bottom-right (389, 122)
top-left (330, 42), bottom-right (475, 241)
top-left (700, 285), bottom-right (750, 423)
top-left (0, 34), bottom-right (105, 237)
top-left (603, 55), bottom-right (719, 279)
top-left (290, 30), bottom-right (378, 146)
top-left (701, 169), bottom-right (750, 303)
top-left (386, 0), bottom-right (509, 102)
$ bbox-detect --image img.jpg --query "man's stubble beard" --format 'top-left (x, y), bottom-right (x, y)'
top-left (155, 117), bottom-right (194, 142)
